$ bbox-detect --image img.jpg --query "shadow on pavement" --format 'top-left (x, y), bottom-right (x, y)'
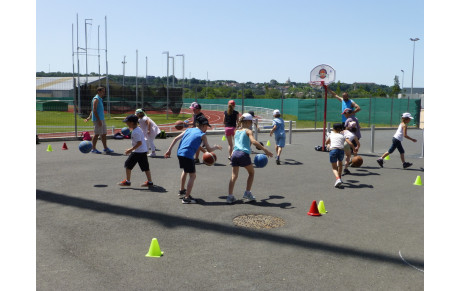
top-left (119, 185), bottom-right (168, 193)
top-left (36, 189), bottom-right (422, 269)
top-left (283, 159), bottom-right (303, 166)
top-left (94, 184), bottom-right (108, 188)
top-left (201, 195), bottom-right (295, 209)
top-left (341, 180), bottom-right (374, 189)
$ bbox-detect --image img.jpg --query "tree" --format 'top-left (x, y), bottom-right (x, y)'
top-left (390, 75), bottom-right (401, 97)
top-left (244, 89), bottom-right (254, 99)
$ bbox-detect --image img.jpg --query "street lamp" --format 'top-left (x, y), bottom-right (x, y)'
top-left (409, 37), bottom-right (420, 111)
top-left (176, 54), bottom-right (185, 96)
top-left (121, 56), bottom-right (127, 87)
top-left (400, 69), bottom-right (404, 95)
top-left (84, 19), bottom-right (92, 85)
top-left (162, 51), bottom-right (170, 119)
top-left (169, 56), bottom-right (175, 88)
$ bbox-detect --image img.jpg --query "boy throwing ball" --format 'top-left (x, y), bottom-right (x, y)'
top-left (118, 115), bottom-right (154, 187)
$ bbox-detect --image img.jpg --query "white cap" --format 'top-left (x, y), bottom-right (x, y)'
top-left (273, 109), bottom-right (281, 116)
top-left (242, 113), bottom-right (253, 121)
top-left (402, 112), bottom-right (414, 119)
top-left (348, 121), bottom-right (357, 128)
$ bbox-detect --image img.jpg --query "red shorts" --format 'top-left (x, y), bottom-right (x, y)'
top-left (225, 127), bottom-right (236, 137)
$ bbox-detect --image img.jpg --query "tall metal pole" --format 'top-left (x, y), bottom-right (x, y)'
top-left (176, 54), bottom-right (184, 99)
top-left (98, 25), bottom-right (101, 86)
top-left (145, 56), bottom-right (148, 85)
top-left (136, 49), bottom-right (138, 108)
top-left (401, 69), bottom-right (404, 95)
top-left (169, 56), bottom-right (175, 88)
top-left (84, 19), bottom-right (92, 85)
top-left (76, 14), bottom-right (81, 115)
top-left (162, 51), bottom-right (170, 119)
top-left (409, 38), bottom-right (419, 112)
top-left (105, 16), bottom-right (110, 116)
top-left (72, 23), bottom-right (77, 137)
top-left (122, 56), bottom-right (126, 86)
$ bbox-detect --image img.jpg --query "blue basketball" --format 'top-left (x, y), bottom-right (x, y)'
top-left (79, 140), bottom-right (92, 154)
top-left (254, 154), bottom-right (268, 168)
top-left (121, 127), bottom-right (131, 136)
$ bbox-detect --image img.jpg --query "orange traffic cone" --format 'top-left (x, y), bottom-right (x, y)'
top-left (307, 200), bottom-right (321, 216)
top-left (62, 142), bottom-right (68, 150)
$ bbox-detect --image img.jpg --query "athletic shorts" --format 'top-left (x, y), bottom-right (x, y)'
top-left (230, 150), bottom-right (252, 167)
top-left (178, 155), bottom-right (196, 173)
top-left (344, 140), bottom-right (351, 152)
top-left (225, 127), bottom-right (236, 137)
top-left (275, 134), bottom-right (286, 147)
top-left (388, 137), bottom-right (405, 154)
top-left (124, 152), bottom-right (150, 171)
top-left (93, 120), bottom-right (107, 135)
top-left (329, 149), bottom-right (344, 163)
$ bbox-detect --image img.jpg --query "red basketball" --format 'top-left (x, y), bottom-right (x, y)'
top-left (175, 120), bottom-right (184, 130)
top-left (203, 152), bottom-right (217, 166)
top-left (350, 155), bottom-right (363, 167)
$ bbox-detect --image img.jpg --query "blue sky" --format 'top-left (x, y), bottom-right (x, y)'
top-left (36, 0), bottom-right (424, 86)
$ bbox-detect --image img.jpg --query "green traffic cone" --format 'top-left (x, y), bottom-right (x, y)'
top-left (222, 135), bottom-right (226, 141)
top-left (318, 200), bottom-right (328, 214)
top-left (145, 238), bottom-right (164, 257)
top-left (46, 144), bottom-right (53, 152)
top-left (266, 140), bottom-right (271, 146)
top-left (413, 176), bottom-right (423, 186)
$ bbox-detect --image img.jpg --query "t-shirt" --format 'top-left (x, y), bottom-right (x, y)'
top-left (272, 118), bottom-right (285, 137)
top-left (131, 127), bottom-right (148, 153)
top-left (177, 128), bottom-right (206, 159)
top-left (192, 112), bottom-right (204, 127)
top-left (329, 131), bottom-right (345, 149)
top-left (393, 123), bottom-right (404, 141)
top-left (343, 130), bottom-right (356, 141)
top-left (344, 116), bottom-right (361, 139)
top-left (91, 95), bottom-right (105, 121)
top-left (341, 99), bottom-right (354, 122)
top-left (233, 129), bottom-right (251, 154)
top-left (139, 116), bottom-right (160, 138)
top-left (224, 110), bottom-right (239, 127)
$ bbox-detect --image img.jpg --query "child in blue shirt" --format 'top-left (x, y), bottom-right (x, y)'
top-left (227, 113), bottom-right (273, 204)
top-left (165, 116), bottom-right (222, 204)
top-left (269, 109), bottom-right (285, 165)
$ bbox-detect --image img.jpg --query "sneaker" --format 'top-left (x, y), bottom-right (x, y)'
top-left (148, 152), bottom-right (156, 157)
top-left (178, 189), bottom-right (186, 198)
top-left (376, 158), bottom-right (384, 168)
top-left (276, 159), bottom-right (281, 165)
top-left (118, 179), bottom-right (131, 186)
top-left (334, 179), bottom-right (342, 188)
top-left (194, 158), bottom-right (200, 164)
top-left (91, 149), bottom-right (102, 154)
top-left (104, 148), bottom-right (114, 153)
top-left (182, 196), bottom-right (197, 204)
top-left (343, 168), bottom-right (351, 175)
top-left (403, 162), bottom-right (413, 169)
top-left (141, 181), bottom-right (154, 187)
top-left (226, 195), bottom-right (237, 204)
top-left (242, 191), bottom-right (255, 201)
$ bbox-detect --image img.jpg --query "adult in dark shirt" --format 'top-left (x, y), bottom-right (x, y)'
top-left (187, 102), bottom-right (206, 163)
top-left (224, 100), bottom-right (239, 160)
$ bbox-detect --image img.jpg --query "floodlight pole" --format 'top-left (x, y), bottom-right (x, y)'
top-left (401, 69), bottom-right (404, 95)
top-left (176, 54), bottom-right (184, 98)
top-left (322, 82), bottom-right (327, 151)
top-left (136, 49), bottom-right (138, 108)
top-left (122, 56), bottom-right (127, 87)
top-left (98, 25), bottom-right (101, 86)
top-left (169, 56), bottom-right (175, 88)
top-left (84, 19), bottom-right (92, 85)
top-left (76, 14), bottom-right (81, 115)
top-left (105, 16), bottom-right (110, 116)
top-left (409, 37), bottom-right (419, 112)
top-left (162, 51), bottom-right (170, 119)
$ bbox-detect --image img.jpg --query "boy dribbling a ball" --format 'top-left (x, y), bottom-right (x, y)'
top-left (118, 115), bottom-right (154, 187)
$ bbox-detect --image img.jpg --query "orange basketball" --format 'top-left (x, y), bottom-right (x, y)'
top-left (203, 152), bottom-right (217, 166)
top-left (175, 120), bottom-right (184, 130)
top-left (351, 155), bottom-right (363, 167)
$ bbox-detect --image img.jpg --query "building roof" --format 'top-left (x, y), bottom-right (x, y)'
top-left (36, 77), bottom-right (106, 91)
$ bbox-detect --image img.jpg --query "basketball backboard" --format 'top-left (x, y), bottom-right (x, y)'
top-left (310, 64), bottom-right (336, 86)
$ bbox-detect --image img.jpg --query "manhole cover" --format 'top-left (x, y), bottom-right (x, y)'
top-left (233, 214), bottom-right (285, 229)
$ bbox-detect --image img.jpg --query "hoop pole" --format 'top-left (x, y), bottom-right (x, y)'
top-left (322, 82), bottom-right (327, 151)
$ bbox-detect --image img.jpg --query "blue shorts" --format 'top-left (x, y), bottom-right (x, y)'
top-left (329, 149), bottom-right (344, 163)
top-left (230, 150), bottom-right (252, 167)
top-left (388, 137), bottom-right (405, 154)
top-left (275, 134), bottom-right (286, 147)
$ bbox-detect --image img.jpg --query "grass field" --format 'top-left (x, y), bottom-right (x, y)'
top-left (36, 111), bottom-right (192, 133)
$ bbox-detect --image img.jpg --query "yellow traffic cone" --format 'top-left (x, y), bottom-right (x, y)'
top-left (384, 155), bottom-right (390, 160)
top-left (266, 140), bottom-right (271, 147)
top-left (318, 200), bottom-right (328, 214)
top-left (46, 144), bottom-right (53, 152)
top-left (145, 238), bottom-right (164, 257)
top-left (222, 135), bottom-right (226, 141)
top-left (413, 176), bottom-right (423, 186)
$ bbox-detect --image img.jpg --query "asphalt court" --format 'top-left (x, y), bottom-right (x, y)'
top-left (36, 129), bottom-right (424, 290)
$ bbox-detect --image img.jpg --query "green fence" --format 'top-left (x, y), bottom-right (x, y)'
top-left (183, 97), bottom-right (421, 127)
